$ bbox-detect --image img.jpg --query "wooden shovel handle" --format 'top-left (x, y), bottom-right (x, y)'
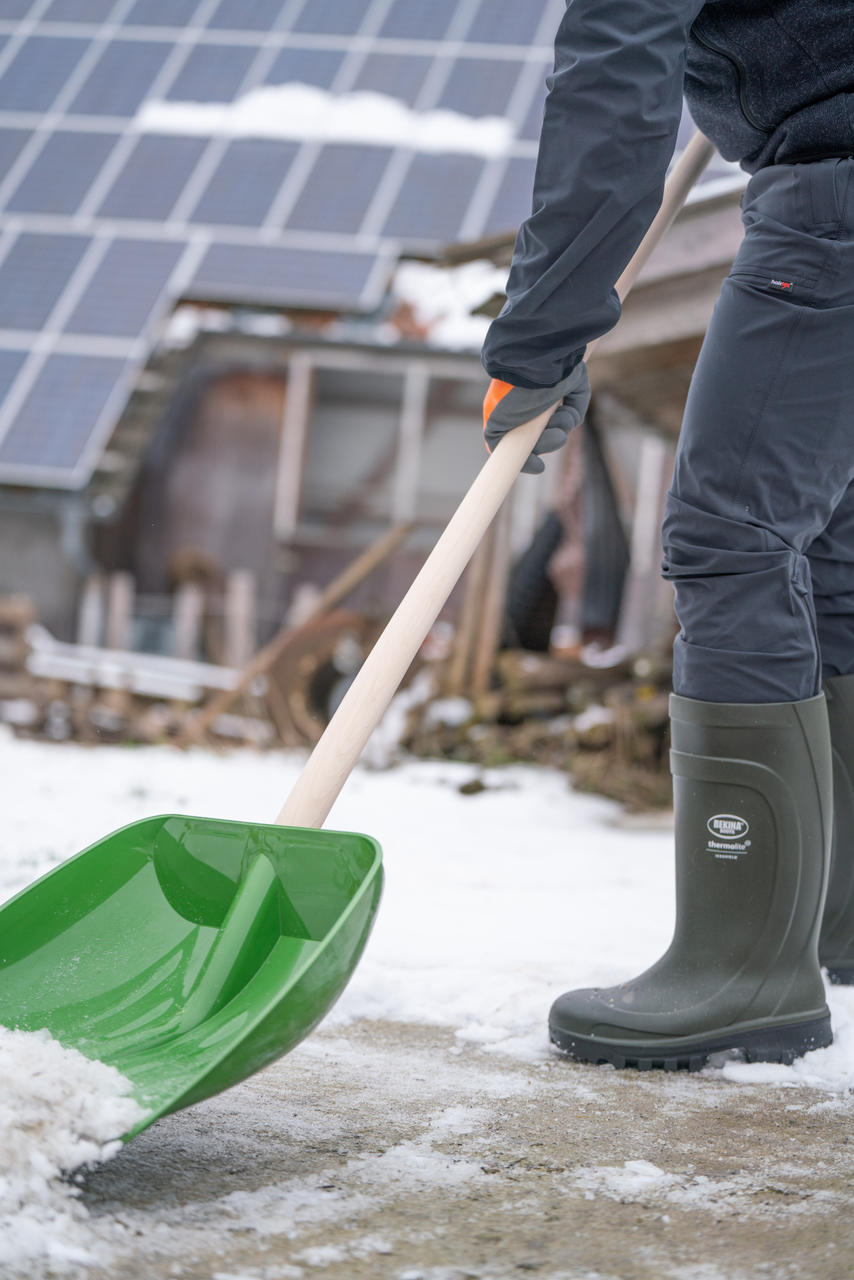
top-left (277, 131), bottom-right (716, 829)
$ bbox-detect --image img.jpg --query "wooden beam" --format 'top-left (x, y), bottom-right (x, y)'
top-left (224, 570), bottom-right (256, 669)
top-left (172, 582), bottom-right (204, 660)
top-left (105, 572), bottom-right (134, 652)
top-left (471, 498), bottom-right (513, 696)
top-left (274, 353), bottom-right (313, 542)
top-left (391, 364), bottom-right (430, 522)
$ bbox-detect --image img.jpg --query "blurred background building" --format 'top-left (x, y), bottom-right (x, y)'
top-left (0, 0), bottom-right (748, 758)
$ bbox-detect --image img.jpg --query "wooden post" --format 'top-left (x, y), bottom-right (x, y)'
top-left (105, 572), bottom-right (134, 651)
top-left (471, 497), bottom-right (513, 696)
top-left (76, 575), bottom-right (104, 648)
top-left (391, 364), bottom-right (430, 522)
top-left (224, 570), bottom-right (256, 669)
top-left (274, 354), bottom-right (313, 542)
top-left (172, 582), bottom-right (205, 660)
top-left (443, 525), bottom-right (494, 696)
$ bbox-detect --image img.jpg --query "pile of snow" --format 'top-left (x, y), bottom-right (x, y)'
top-left (390, 259), bottom-right (508, 350)
top-left (135, 84), bottom-right (514, 157)
top-left (0, 1026), bottom-right (146, 1275)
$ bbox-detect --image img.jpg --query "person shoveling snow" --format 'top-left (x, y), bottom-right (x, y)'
top-left (481, 0), bottom-right (854, 1068)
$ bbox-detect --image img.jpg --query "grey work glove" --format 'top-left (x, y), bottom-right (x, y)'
top-left (482, 361), bottom-right (590, 475)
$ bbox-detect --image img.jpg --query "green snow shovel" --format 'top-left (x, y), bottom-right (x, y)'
top-left (0, 133), bottom-right (715, 1139)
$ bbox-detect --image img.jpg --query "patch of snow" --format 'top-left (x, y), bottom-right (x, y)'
top-left (135, 85), bottom-right (514, 158)
top-left (391, 259), bottom-right (508, 351)
top-left (712, 985), bottom-right (854, 1092)
top-left (0, 1026), bottom-right (147, 1275)
top-left (422, 697), bottom-right (472, 730)
top-left (571, 1157), bottom-right (845, 1221)
top-left (572, 1159), bottom-right (680, 1200)
top-left (292, 1244), bottom-right (348, 1267)
top-left (572, 704), bottom-right (614, 733)
top-left (2, 733), bottom-right (854, 1269)
top-left (580, 642), bottom-right (627, 669)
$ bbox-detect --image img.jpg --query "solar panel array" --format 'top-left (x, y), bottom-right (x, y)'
top-left (0, 0), bottom-right (736, 488)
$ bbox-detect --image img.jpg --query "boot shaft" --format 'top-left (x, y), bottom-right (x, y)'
top-left (670, 693), bottom-right (831, 1021)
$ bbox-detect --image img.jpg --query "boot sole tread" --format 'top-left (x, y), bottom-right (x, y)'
top-left (549, 1014), bottom-right (832, 1071)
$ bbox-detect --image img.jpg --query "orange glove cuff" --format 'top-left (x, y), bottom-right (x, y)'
top-left (482, 378), bottom-right (514, 450)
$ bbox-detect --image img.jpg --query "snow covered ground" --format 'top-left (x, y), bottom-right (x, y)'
top-left (1, 729), bottom-right (853, 1279)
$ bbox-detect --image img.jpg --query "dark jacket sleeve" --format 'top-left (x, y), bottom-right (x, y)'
top-left (481, 0), bottom-right (705, 390)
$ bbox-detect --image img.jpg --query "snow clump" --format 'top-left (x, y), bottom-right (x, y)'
top-left (0, 1025), bottom-right (147, 1275)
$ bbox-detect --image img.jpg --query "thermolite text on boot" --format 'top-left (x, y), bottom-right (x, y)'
top-left (706, 814), bottom-right (751, 859)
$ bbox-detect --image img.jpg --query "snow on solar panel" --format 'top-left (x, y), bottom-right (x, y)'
top-left (0, 0), bottom-right (735, 488)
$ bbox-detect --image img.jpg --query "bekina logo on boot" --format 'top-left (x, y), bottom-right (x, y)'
top-left (707, 814), bottom-right (750, 840)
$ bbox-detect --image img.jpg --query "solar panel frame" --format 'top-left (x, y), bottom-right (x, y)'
top-left (0, 232), bottom-right (91, 330)
top-left (188, 137), bottom-right (300, 227)
top-left (0, 127), bottom-right (31, 182)
top-left (263, 44), bottom-right (345, 88)
top-left (438, 57), bottom-right (526, 119)
top-left (482, 154), bottom-right (537, 236)
top-left (96, 133), bottom-right (209, 220)
top-left (291, 0), bottom-right (374, 37)
top-left (0, 349), bottom-right (26, 401)
top-left (206, 0), bottom-right (287, 31)
top-left (43, 0), bottom-right (119, 21)
top-left (5, 129), bottom-right (118, 215)
top-left (0, 1), bottom-right (38, 21)
top-left (351, 52), bottom-right (433, 105)
top-left (64, 236), bottom-right (185, 336)
top-left (68, 38), bottom-right (175, 116)
top-left (124, 0), bottom-right (202, 27)
top-left (464, 0), bottom-right (556, 46)
top-left (0, 0), bottom-right (737, 489)
top-left (382, 153), bottom-right (486, 242)
top-left (285, 144), bottom-right (395, 236)
top-left (0, 350), bottom-right (129, 470)
top-left (189, 241), bottom-right (382, 310)
top-left (0, 34), bottom-right (89, 111)
top-left (378, 0), bottom-right (458, 42)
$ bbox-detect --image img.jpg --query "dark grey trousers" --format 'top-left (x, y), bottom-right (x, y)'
top-left (662, 157), bottom-right (854, 703)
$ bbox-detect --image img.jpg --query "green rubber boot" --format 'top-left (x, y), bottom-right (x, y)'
top-left (820, 674), bottom-right (854, 984)
top-left (550, 693), bottom-right (833, 1070)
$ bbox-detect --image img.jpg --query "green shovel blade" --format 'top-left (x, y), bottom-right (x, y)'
top-left (0, 815), bottom-right (383, 1137)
